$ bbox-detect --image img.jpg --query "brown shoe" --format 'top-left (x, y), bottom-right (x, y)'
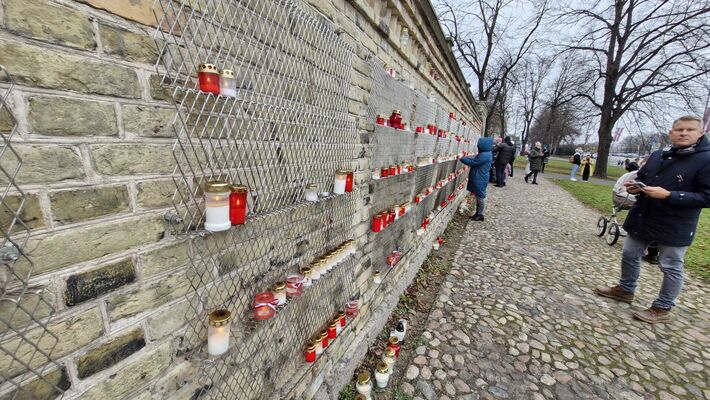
top-left (633, 307), bottom-right (671, 324)
top-left (594, 285), bottom-right (634, 303)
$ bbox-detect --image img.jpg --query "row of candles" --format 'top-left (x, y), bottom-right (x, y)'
top-left (304, 300), bottom-right (359, 363)
top-left (203, 169), bottom-right (353, 232)
top-left (416, 183), bottom-right (466, 237)
top-left (372, 163), bottom-right (414, 180)
top-left (355, 320), bottom-right (408, 398)
top-left (375, 110), bottom-right (473, 139)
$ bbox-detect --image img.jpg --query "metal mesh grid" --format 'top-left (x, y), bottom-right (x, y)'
top-left (370, 126), bottom-right (416, 170)
top-left (412, 91), bottom-right (436, 130)
top-left (435, 106), bottom-right (450, 131)
top-left (0, 67), bottom-right (66, 399)
top-left (365, 58), bottom-right (416, 128)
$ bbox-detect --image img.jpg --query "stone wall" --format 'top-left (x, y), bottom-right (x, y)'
top-left (0, 0), bottom-right (481, 399)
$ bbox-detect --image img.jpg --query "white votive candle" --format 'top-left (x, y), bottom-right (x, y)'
top-left (207, 309), bottom-right (231, 356)
top-left (204, 180), bottom-right (231, 232)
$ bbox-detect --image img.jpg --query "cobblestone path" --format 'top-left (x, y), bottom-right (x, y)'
top-left (397, 177), bottom-right (710, 400)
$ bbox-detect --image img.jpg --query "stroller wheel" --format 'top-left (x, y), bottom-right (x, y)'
top-left (607, 223), bottom-right (621, 245)
top-left (596, 216), bottom-right (608, 237)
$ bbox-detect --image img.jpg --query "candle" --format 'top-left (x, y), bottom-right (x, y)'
top-left (327, 321), bottom-right (338, 339)
top-left (393, 319), bottom-right (407, 343)
top-left (387, 336), bottom-right (401, 357)
top-left (380, 166), bottom-right (389, 178)
top-left (285, 274), bottom-right (305, 297)
top-left (449, 112), bottom-right (455, 119)
top-left (229, 184), bottom-right (248, 225)
top-left (416, 126), bottom-right (424, 134)
top-left (219, 69), bottom-right (237, 97)
top-left (334, 170), bottom-right (347, 194)
top-left (345, 170), bottom-right (354, 192)
top-left (335, 316), bottom-right (343, 335)
top-left (382, 347), bottom-right (396, 373)
top-left (305, 341), bottom-right (317, 363)
top-left (373, 270), bottom-right (382, 284)
top-left (207, 309), bottom-right (231, 356)
top-left (197, 63), bottom-right (220, 95)
top-left (389, 110), bottom-right (403, 129)
top-left (204, 180), bottom-right (231, 232)
top-left (272, 281), bottom-right (286, 306)
top-left (320, 330), bottom-right (329, 350)
top-left (376, 114), bottom-right (386, 125)
top-left (315, 336), bottom-right (323, 356)
top-left (388, 165), bottom-right (396, 176)
top-left (252, 292), bottom-right (276, 320)
top-left (338, 310), bottom-right (346, 328)
top-left (345, 300), bottom-right (359, 318)
top-left (374, 362), bottom-right (390, 388)
top-left (356, 372), bottom-right (373, 399)
top-left (387, 209), bottom-right (395, 225)
top-left (305, 183), bottom-right (318, 202)
top-left (372, 214), bottom-right (383, 232)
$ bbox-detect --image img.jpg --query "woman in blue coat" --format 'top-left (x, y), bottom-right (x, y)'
top-left (459, 137), bottom-right (494, 221)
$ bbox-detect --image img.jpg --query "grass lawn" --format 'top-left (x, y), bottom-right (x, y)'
top-left (514, 157), bottom-right (626, 180)
top-left (552, 179), bottom-right (710, 282)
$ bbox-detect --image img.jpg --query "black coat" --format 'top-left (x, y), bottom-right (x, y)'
top-left (623, 135), bottom-right (710, 246)
top-left (493, 142), bottom-right (516, 165)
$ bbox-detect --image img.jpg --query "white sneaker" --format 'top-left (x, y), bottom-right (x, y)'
top-left (570, 178), bottom-right (578, 181)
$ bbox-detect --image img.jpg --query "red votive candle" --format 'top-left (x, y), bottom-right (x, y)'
top-left (198, 63), bottom-right (220, 95)
top-left (229, 185), bottom-right (248, 225)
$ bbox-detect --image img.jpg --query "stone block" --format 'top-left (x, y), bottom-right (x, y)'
top-left (75, 0), bottom-right (158, 27)
top-left (50, 185), bottom-right (130, 224)
top-left (151, 359), bottom-right (202, 399)
top-left (0, 193), bottom-right (44, 232)
top-left (0, 41), bottom-right (141, 98)
top-left (123, 105), bottom-right (175, 138)
top-left (136, 179), bottom-right (175, 209)
top-left (139, 241), bottom-right (189, 277)
top-left (0, 307), bottom-right (103, 379)
top-left (100, 24), bottom-right (159, 64)
top-left (106, 270), bottom-right (191, 321)
top-left (76, 328), bottom-right (145, 379)
top-left (146, 299), bottom-right (189, 340)
top-left (3, 0), bottom-right (95, 50)
top-left (91, 144), bottom-right (175, 176)
top-left (21, 215), bottom-right (164, 276)
top-left (0, 289), bottom-right (54, 334)
top-left (29, 96), bottom-right (117, 136)
top-left (0, 145), bottom-right (85, 185)
top-left (64, 258), bottom-right (136, 306)
top-left (79, 342), bottom-right (171, 400)
top-left (0, 367), bottom-right (71, 400)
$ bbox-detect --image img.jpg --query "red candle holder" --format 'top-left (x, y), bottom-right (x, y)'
top-left (389, 110), bottom-right (403, 129)
top-left (376, 114), bottom-right (386, 125)
top-left (387, 209), bottom-right (395, 224)
top-left (328, 321), bottom-right (338, 339)
top-left (198, 63), bottom-right (220, 95)
top-left (252, 292), bottom-right (277, 321)
top-left (388, 336), bottom-right (401, 357)
top-left (345, 300), bottom-right (359, 318)
top-left (414, 195), bottom-right (421, 204)
top-left (449, 112), bottom-right (455, 119)
top-left (285, 274), bottom-right (305, 297)
top-left (320, 330), bottom-right (329, 349)
top-left (408, 164), bottom-right (414, 173)
top-left (380, 211), bottom-right (389, 228)
top-left (338, 311), bottom-right (346, 328)
top-left (437, 237), bottom-right (444, 246)
top-left (396, 165), bottom-right (401, 175)
top-left (416, 126), bottom-right (424, 134)
top-left (441, 200), bottom-right (448, 208)
top-left (388, 165), bottom-right (396, 176)
top-left (398, 205), bottom-right (406, 218)
top-left (428, 124), bottom-right (436, 135)
top-left (372, 214), bottom-right (383, 233)
top-left (422, 217), bottom-right (430, 229)
top-left (345, 170), bottom-right (354, 192)
top-left (305, 342), bottom-right (317, 363)
top-left (230, 184), bottom-right (248, 225)
top-left (380, 166), bottom-right (389, 178)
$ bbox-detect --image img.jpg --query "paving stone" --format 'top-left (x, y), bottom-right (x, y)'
top-left (406, 365), bottom-right (420, 380)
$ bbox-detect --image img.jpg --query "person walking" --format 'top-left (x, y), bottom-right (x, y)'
top-left (541, 146), bottom-right (550, 173)
top-left (459, 137), bottom-right (494, 221)
top-left (581, 155), bottom-right (593, 182)
top-left (506, 137), bottom-right (516, 178)
top-left (570, 148), bottom-right (582, 181)
top-left (524, 142), bottom-right (544, 184)
top-left (595, 116), bottom-right (710, 323)
top-left (493, 136), bottom-right (516, 187)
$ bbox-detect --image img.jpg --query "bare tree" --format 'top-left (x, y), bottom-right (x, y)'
top-left (559, 0), bottom-right (710, 177)
top-left (437, 0), bottom-right (549, 136)
top-left (515, 55), bottom-right (551, 153)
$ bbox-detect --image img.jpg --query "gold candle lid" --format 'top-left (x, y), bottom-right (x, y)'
top-left (272, 281), bottom-right (286, 292)
top-left (219, 69), bottom-right (235, 78)
top-left (338, 310), bottom-right (345, 318)
top-left (329, 320), bottom-right (338, 328)
top-left (388, 336), bottom-right (399, 345)
top-left (230, 184), bottom-right (248, 193)
top-left (357, 371), bottom-right (371, 385)
top-left (335, 169), bottom-right (351, 175)
top-left (306, 342), bottom-right (316, 351)
top-left (320, 330), bottom-right (328, 339)
top-left (198, 63), bottom-right (218, 73)
top-left (384, 347), bottom-right (395, 357)
top-left (208, 309), bottom-right (231, 327)
top-left (392, 109), bottom-right (401, 115)
top-left (204, 180), bottom-right (229, 192)
top-left (373, 270), bottom-right (381, 278)
top-left (377, 114), bottom-right (385, 118)
top-left (300, 266), bottom-right (312, 276)
top-left (376, 362), bottom-right (389, 374)
top-left (306, 183), bottom-right (318, 189)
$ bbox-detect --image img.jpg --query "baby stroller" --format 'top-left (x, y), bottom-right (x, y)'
top-left (596, 172), bottom-right (638, 245)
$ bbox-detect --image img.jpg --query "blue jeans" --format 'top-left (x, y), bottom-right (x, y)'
top-left (570, 164), bottom-right (579, 178)
top-left (619, 234), bottom-right (687, 310)
top-left (495, 163), bottom-right (506, 186)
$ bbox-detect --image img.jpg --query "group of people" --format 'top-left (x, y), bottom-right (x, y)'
top-left (569, 148), bottom-right (595, 182)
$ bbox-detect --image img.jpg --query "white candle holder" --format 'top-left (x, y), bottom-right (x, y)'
top-left (207, 309), bottom-right (231, 356)
top-left (204, 180), bottom-right (231, 232)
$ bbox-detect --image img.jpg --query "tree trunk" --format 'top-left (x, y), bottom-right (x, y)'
top-left (593, 111), bottom-right (615, 178)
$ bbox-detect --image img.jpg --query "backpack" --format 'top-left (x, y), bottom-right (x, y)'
top-left (569, 154), bottom-right (575, 163)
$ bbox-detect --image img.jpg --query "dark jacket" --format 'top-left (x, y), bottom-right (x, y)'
top-left (623, 135), bottom-right (710, 246)
top-left (573, 153), bottom-right (582, 165)
top-left (528, 147), bottom-right (544, 171)
top-left (493, 142), bottom-right (516, 166)
top-left (460, 137), bottom-right (494, 198)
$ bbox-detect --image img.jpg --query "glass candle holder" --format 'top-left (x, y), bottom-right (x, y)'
top-left (327, 321), bottom-right (338, 339)
top-left (414, 194), bottom-right (421, 204)
top-left (315, 259), bottom-right (327, 277)
top-left (285, 274), bottom-right (305, 297)
top-left (433, 241), bottom-right (440, 250)
top-left (253, 292), bottom-right (277, 321)
top-left (389, 110), bottom-right (402, 129)
top-left (207, 309), bottom-right (231, 356)
top-left (309, 261), bottom-right (322, 281)
top-left (370, 214), bottom-right (383, 233)
top-left (376, 114), bottom-right (386, 125)
top-left (375, 362), bottom-right (390, 388)
top-left (380, 166), bottom-right (389, 178)
top-left (380, 211), bottom-right (389, 229)
top-left (372, 169), bottom-right (380, 180)
top-left (373, 270), bottom-right (382, 284)
top-left (320, 330), bottom-right (329, 350)
top-left (387, 209), bottom-right (395, 224)
top-left (449, 112), bottom-right (455, 119)
top-left (345, 300), bottom-right (359, 318)
top-left (229, 184), bottom-right (248, 225)
top-left (305, 183), bottom-right (318, 202)
top-left (416, 126), bottom-right (424, 134)
top-left (398, 204), bottom-right (406, 218)
top-left (338, 310), bottom-right (346, 328)
top-left (400, 27), bottom-right (409, 47)
top-left (334, 169), bottom-right (348, 194)
top-left (198, 63), bottom-right (220, 95)
top-left (356, 372), bottom-right (373, 398)
top-left (345, 170), bottom-right (354, 192)
top-left (272, 281), bottom-right (286, 306)
top-left (388, 165), bottom-right (396, 176)
top-left (300, 266), bottom-right (313, 287)
top-left (335, 315), bottom-right (343, 335)
top-left (315, 336), bottom-right (323, 356)
top-left (387, 336), bottom-right (401, 357)
top-left (305, 341), bottom-right (317, 363)
top-left (204, 180), bottom-right (231, 232)
top-left (396, 164), bottom-right (401, 175)
top-left (219, 69), bottom-right (237, 97)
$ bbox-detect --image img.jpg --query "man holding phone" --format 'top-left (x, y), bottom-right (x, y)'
top-left (595, 116), bottom-right (710, 323)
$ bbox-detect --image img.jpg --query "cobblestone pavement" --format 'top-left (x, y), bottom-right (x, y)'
top-left (397, 177), bottom-right (710, 400)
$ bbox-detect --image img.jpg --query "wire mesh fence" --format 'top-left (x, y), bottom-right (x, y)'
top-left (0, 66), bottom-right (67, 399)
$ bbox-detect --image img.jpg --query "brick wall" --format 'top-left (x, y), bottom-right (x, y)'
top-left (0, 0), bottom-right (481, 399)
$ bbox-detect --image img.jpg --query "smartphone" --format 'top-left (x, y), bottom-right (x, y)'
top-left (633, 182), bottom-right (647, 189)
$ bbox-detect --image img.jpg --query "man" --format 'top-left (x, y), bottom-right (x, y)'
top-left (541, 145), bottom-right (550, 173)
top-left (596, 116), bottom-right (710, 323)
top-left (493, 136), bottom-right (516, 187)
top-left (524, 142), bottom-right (544, 184)
top-left (570, 148), bottom-right (582, 181)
